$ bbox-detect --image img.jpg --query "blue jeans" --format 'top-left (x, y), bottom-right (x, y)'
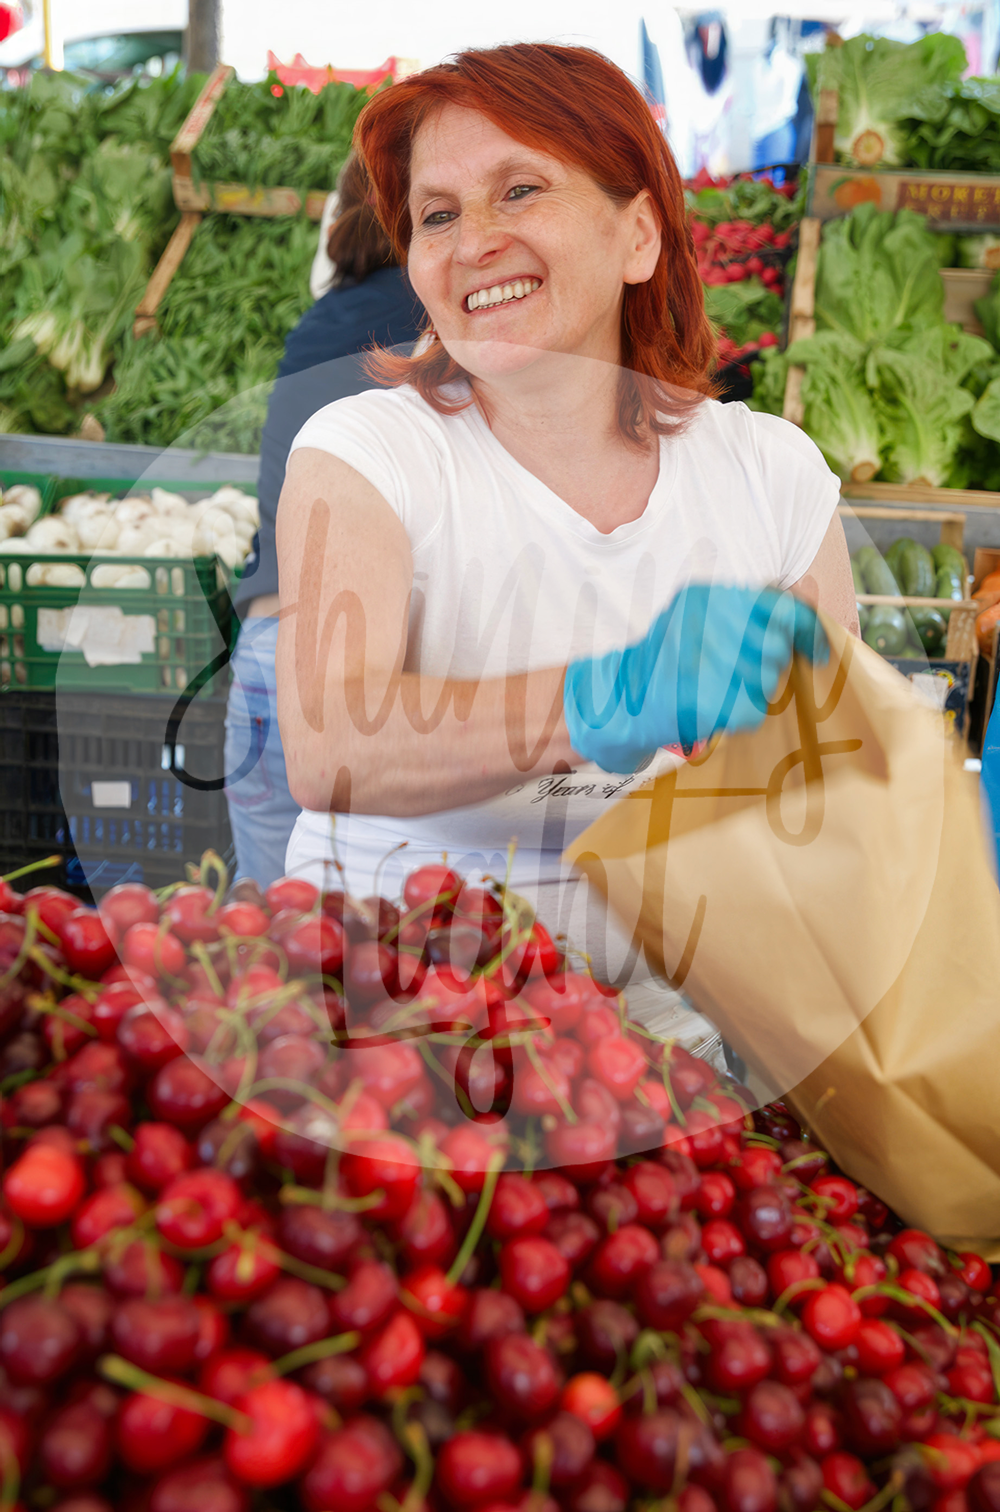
top-left (224, 617), bottom-right (300, 889)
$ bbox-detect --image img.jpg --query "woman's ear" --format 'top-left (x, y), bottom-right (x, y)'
top-left (623, 190), bottom-right (662, 286)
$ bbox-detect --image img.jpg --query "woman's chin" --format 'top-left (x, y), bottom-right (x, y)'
top-left (442, 336), bottom-right (551, 382)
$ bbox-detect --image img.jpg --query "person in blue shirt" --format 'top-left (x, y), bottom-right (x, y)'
top-left (225, 153), bottom-right (424, 887)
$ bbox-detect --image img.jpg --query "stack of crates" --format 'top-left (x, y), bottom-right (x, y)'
top-left (0, 468), bottom-right (246, 895)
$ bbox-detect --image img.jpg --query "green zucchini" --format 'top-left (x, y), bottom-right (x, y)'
top-left (857, 603), bottom-right (870, 635)
top-left (863, 606), bottom-right (908, 656)
top-left (860, 550), bottom-right (901, 597)
top-left (898, 543), bottom-right (936, 598)
top-left (851, 557), bottom-right (866, 595)
top-left (884, 538), bottom-right (916, 580)
top-left (932, 543), bottom-right (969, 583)
top-left (911, 607), bottom-right (948, 655)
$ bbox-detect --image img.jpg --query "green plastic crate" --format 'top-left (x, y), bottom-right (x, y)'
top-left (0, 470), bottom-right (56, 511)
top-left (0, 477), bottom-right (255, 694)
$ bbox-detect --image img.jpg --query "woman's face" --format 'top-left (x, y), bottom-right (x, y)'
top-left (406, 104), bottom-right (661, 385)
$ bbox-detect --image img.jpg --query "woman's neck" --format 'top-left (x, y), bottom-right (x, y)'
top-left (471, 354), bottom-right (659, 534)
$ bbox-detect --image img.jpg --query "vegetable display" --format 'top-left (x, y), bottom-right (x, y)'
top-left (751, 206), bottom-right (1000, 490)
top-left (0, 69), bottom-right (205, 434)
top-left (190, 72), bottom-right (372, 195)
top-left (804, 32), bottom-right (1000, 172)
top-left (851, 539), bottom-right (968, 656)
top-left (0, 852), bottom-right (996, 1510)
top-left (0, 70), bottom-right (363, 452)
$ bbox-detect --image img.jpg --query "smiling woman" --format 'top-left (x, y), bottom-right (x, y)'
top-left (274, 42), bottom-right (858, 1031)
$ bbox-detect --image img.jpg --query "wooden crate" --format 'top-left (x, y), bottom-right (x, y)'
top-left (169, 63), bottom-right (338, 222)
top-left (941, 267), bottom-right (992, 336)
top-left (837, 503), bottom-right (966, 553)
top-left (841, 481), bottom-right (1000, 510)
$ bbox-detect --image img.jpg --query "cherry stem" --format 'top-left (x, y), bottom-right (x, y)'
top-left (28, 995), bottom-right (99, 1044)
top-left (854, 1282), bottom-right (957, 1336)
top-left (199, 849), bottom-right (229, 915)
top-left (98, 1353), bottom-right (251, 1431)
top-left (269, 1330), bottom-right (361, 1378)
top-left (523, 1036), bottom-right (577, 1124)
top-left (0, 909), bottom-right (36, 991)
top-left (530, 1429), bottom-right (553, 1496)
top-left (190, 940), bottom-right (225, 1000)
top-left (445, 1152), bottom-right (503, 1287)
top-left (973, 1321), bottom-right (1000, 1400)
top-left (772, 1276), bottom-right (826, 1315)
top-left (27, 946), bottom-right (100, 1001)
top-left (1, 854), bottom-right (62, 885)
top-left (0, 1245), bottom-right (101, 1308)
top-left (398, 1422), bottom-right (434, 1512)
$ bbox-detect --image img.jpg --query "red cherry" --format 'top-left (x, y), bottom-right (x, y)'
top-left (739, 1186), bottom-right (793, 1251)
top-left (125, 1122), bottom-right (192, 1192)
top-left (117, 1005), bottom-right (188, 1072)
top-left (587, 1223), bottom-right (658, 1298)
top-left (892, 1267), bottom-right (942, 1326)
top-left (562, 1372), bottom-right (622, 1440)
top-left (401, 1266), bottom-right (467, 1339)
top-left (99, 882), bottom-right (158, 934)
top-left (300, 1415), bottom-right (403, 1512)
top-left (730, 1146), bottom-right (783, 1190)
top-left (0, 1295), bottom-right (80, 1384)
top-left (359, 1308), bottom-right (425, 1392)
top-left (116, 1381), bottom-right (209, 1473)
top-left (701, 1219), bottom-right (744, 1267)
top-left (802, 1284), bottom-right (862, 1351)
top-left (70, 1182), bottom-right (144, 1249)
top-left (146, 1056), bottom-right (229, 1130)
top-left (456, 1288), bottom-right (526, 1352)
top-left (821, 1452), bottom-right (874, 1510)
top-left (278, 1205), bottom-right (362, 1271)
top-left (199, 1347), bottom-right (271, 1406)
top-left (437, 1429), bottom-right (522, 1505)
top-left (695, 1170), bottom-right (735, 1220)
top-left (842, 1252), bottom-right (888, 1316)
top-left (769, 1326), bottom-right (821, 1386)
top-left (706, 1321), bottom-right (771, 1392)
top-left (854, 1318), bottom-right (905, 1376)
top-left (522, 1411), bottom-right (594, 1488)
top-left (545, 1118), bottom-right (616, 1180)
top-left (485, 1333), bottom-right (559, 1418)
top-left (403, 865), bottom-right (462, 913)
top-left (957, 1253), bottom-right (992, 1293)
top-left (634, 1260), bottom-right (705, 1331)
top-left (24, 885), bottom-right (79, 936)
top-left (265, 877), bottom-right (318, 914)
top-left (622, 1161), bottom-right (676, 1230)
top-left (148, 1455), bottom-right (250, 1512)
top-left (341, 1134), bottom-right (420, 1220)
top-left (3, 1141), bottom-right (85, 1227)
top-left (730, 1254), bottom-right (769, 1306)
top-left (225, 1378), bottom-right (318, 1486)
top-left (110, 1295), bottom-right (201, 1374)
top-left (545, 1211), bottom-right (600, 1270)
top-left (208, 1235), bottom-right (281, 1302)
top-left (60, 909), bottom-right (118, 979)
top-left (439, 1126), bottom-right (502, 1193)
top-left (156, 1170), bottom-right (241, 1249)
top-left (39, 1398), bottom-right (113, 1489)
top-left (586, 1036), bottom-right (646, 1101)
top-left (330, 1259), bottom-right (398, 1334)
top-left (767, 1248), bottom-right (820, 1302)
top-left (216, 901), bottom-right (269, 938)
top-left (888, 1228), bottom-right (947, 1277)
top-left (279, 913), bottom-right (345, 977)
top-left (245, 1277), bottom-right (329, 1356)
top-left (92, 980), bottom-right (149, 1042)
top-left (925, 1434), bottom-right (981, 1493)
top-left (724, 1446), bottom-right (778, 1512)
top-left (122, 923), bottom-right (186, 979)
top-left (499, 1236), bottom-right (570, 1313)
top-left (809, 1175), bottom-right (858, 1222)
top-left (43, 993), bottom-right (96, 1058)
top-left (165, 887), bottom-right (220, 945)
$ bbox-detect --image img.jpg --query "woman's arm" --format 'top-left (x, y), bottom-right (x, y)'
top-left (275, 448), bottom-right (578, 815)
top-left (789, 512), bottom-right (860, 637)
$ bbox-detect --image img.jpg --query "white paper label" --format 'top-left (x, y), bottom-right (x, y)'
top-left (37, 606), bottom-right (156, 667)
top-left (92, 781), bottom-right (132, 810)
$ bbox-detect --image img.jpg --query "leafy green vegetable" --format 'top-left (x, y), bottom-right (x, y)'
top-left (901, 76), bottom-right (1000, 172)
top-left (873, 344), bottom-right (977, 485)
top-left (807, 32), bottom-right (965, 167)
top-left (957, 235), bottom-right (1000, 270)
top-left (783, 331), bottom-right (882, 482)
top-left (684, 175), bottom-right (805, 233)
top-left (191, 73), bottom-right (371, 194)
top-left (702, 282), bottom-right (784, 349)
top-left (813, 204), bottom-right (945, 347)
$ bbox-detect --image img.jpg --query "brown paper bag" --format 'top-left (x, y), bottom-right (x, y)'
top-left (565, 620), bottom-right (1000, 1256)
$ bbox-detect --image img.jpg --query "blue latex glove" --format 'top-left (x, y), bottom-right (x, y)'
top-left (563, 584), bottom-right (829, 773)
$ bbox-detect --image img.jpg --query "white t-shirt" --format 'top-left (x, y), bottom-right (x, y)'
top-left (285, 382), bottom-right (840, 897)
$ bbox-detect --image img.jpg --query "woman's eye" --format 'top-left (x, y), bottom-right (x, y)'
top-left (422, 209), bottom-right (455, 225)
top-left (507, 184), bottom-right (538, 200)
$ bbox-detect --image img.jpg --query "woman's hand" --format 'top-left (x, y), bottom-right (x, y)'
top-left (563, 584), bottom-right (829, 774)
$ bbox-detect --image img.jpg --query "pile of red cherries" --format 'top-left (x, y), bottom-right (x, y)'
top-left (0, 856), bottom-right (995, 1512)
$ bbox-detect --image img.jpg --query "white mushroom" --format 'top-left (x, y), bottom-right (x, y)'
top-left (0, 506), bottom-right (29, 541)
top-left (114, 497), bottom-right (157, 529)
top-left (150, 487), bottom-right (192, 518)
top-left (208, 486), bottom-right (259, 526)
top-left (60, 491), bottom-right (110, 524)
top-left (73, 503), bottom-right (117, 552)
top-left (26, 563), bottom-right (86, 587)
top-left (2, 485), bottom-right (42, 522)
top-left (26, 517), bottom-right (80, 552)
top-left (91, 563), bottom-right (151, 589)
top-left (143, 537), bottom-right (182, 558)
top-left (116, 523), bottom-right (159, 556)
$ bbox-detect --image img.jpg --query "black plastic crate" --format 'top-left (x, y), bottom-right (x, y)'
top-left (0, 690), bottom-right (232, 896)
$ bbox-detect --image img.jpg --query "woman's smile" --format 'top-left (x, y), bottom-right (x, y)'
top-left (464, 278), bottom-right (542, 313)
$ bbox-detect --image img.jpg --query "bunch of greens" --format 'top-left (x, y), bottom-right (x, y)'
top-left (751, 204), bottom-right (1000, 487)
top-left (191, 73), bottom-right (371, 194)
top-left (91, 214), bottom-right (316, 450)
top-left (0, 68), bottom-right (203, 429)
top-left (901, 76), bottom-right (1000, 172)
top-left (685, 173), bottom-right (806, 233)
top-left (806, 32), bottom-right (966, 167)
top-left (703, 282), bottom-right (784, 349)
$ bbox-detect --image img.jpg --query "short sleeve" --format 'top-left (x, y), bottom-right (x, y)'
top-left (747, 409), bottom-right (841, 589)
top-left (288, 388), bottom-right (445, 550)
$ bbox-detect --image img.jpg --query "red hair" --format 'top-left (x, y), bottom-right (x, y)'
top-left (355, 43), bottom-right (716, 445)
